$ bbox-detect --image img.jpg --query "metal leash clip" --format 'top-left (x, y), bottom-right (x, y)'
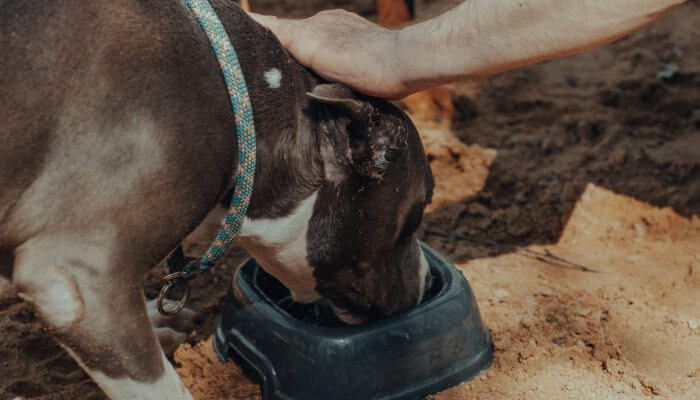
top-left (157, 245), bottom-right (196, 316)
top-left (156, 270), bottom-right (193, 316)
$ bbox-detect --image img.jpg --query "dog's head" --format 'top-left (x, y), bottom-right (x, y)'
top-left (305, 83), bottom-right (434, 324)
top-left (240, 83), bottom-right (433, 324)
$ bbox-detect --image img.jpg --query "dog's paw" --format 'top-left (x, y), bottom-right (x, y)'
top-left (146, 299), bottom-right (196, 355)
top-left (155, 327), bottom-right (188, 356)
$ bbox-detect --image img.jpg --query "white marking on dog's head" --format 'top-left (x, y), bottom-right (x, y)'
top-left (239, 192), bottom-right (319, 303)
top-left (264, 68), bottom-right (282, 89)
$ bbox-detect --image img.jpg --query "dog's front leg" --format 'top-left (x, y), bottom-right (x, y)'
top-left (12, 233), bottom-right (193, 400)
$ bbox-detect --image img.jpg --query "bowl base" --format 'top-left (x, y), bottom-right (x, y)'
top-left (213, 243), bottom-right (493, 400)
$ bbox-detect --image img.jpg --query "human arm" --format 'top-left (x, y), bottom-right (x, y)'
top-left (251, 0), bottom-right (687, 99)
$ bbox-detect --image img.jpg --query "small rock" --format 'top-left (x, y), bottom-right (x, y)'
top-left (494, 288), bottom-right (510, 298)
top-left (610, 148), bottom-right (628, 164)
top-left (507, 223), bottom-right (531, 238)
top-left (672, 46), bottom-right (684, 59)
top-left (612, 382), bottom-right (627, 393)
top-left (468, 203), bottom-right (490, 216)
top-left (504, 205), bottom-right (521, 220)
top-left (552, 336), bottom-right (567, 346)
top-left (689, 320), bottom-right (698, 330)
top-left (657, 63), bottom-right (679, 80)
top-left (476, 216), bottom-right (495, 230)
top-left (577, 307), bottom-right (593, 317)
top-left (688, 368), bottom-right (700, 378)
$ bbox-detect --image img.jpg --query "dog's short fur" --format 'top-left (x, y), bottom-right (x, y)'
top-left (0, 1), bottom-right (433, 398)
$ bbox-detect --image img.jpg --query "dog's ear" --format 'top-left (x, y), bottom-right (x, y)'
top-left (307, 83), bottom-right (372, 120)
top-left (308, 84), bottom-right (400, 180)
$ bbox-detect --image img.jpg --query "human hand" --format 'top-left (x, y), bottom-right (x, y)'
top-left (249, 10), bottom-right (413, 99)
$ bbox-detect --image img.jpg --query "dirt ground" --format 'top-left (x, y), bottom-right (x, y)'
top-left (0, 1), bottom-right (698, 399)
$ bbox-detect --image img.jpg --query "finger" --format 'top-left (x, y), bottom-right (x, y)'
top-left (249, 13), bottom-right (320, 65)
top-left (248, 12), bottom-right (300, 49)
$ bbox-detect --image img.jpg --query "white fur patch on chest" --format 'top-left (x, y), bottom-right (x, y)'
top-left (239, 192), bottom-right (319, 303)
top-left (264, 68), bottom-right (282, 89)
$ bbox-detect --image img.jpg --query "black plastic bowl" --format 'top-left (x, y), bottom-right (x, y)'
top-left (214, 243), bottom-right (493, 400)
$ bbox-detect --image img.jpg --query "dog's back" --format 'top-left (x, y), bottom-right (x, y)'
top-left (1, 0), bottom-right (66, 224)
top-left (0, 0), bottom-right (239, 244)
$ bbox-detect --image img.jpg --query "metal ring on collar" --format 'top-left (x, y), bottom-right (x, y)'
top-left (157, 272), bottom-right (192, 316)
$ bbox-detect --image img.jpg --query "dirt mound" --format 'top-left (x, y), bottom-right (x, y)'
top-left (418, 126), bottom-right (496, 212)
top-left (434, 184), bottom-right (700, 400)
top-left (423, 3), bottom-right (699, 264)
top-left (175, 338), bottom-right (260, 400)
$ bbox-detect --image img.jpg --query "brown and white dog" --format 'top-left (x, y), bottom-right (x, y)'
top-left (0, 1), bottom-right (433, 398)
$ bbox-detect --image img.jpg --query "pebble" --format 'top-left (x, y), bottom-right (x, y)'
top-left (672, 46), bottom-right (684, 58)
top-left (657, 62), bottom-right (679, 80)
top-left (612, 382), bottom-right (627, 393)
top-left (688, 320), bottom-right (698, 330)
top-left (577, 307), bottom-right (593, 317)
top-left (494, 288), bottom-right (510, 298)
top-left (468, 203), bottom-right (490, 216)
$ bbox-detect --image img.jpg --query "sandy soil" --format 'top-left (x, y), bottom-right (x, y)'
top-left (0, 1), bottom-right (698, 399)
top-left (431, 184), bottom-right (700, 400)
top-left (174, 184), bottom-right (700, 400)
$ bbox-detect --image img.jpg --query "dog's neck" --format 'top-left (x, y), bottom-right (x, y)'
top-left (209, 1), bottom-right (324, 220)
top-left (198, 2), bottom-right (327, 301)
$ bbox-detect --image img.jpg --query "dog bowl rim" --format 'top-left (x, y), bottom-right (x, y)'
top-left (215, 241), bottom-right (494, 400)
top-left (232, 242), bottom-right (459, 336)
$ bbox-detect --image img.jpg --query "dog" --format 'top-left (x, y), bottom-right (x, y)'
top-left (0, 1), bottom-right (433, 398)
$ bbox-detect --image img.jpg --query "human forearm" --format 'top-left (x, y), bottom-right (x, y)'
top-left (396, 0), bottom-right (686, 92)
top-left (251, 0), bottom-right (686, 98)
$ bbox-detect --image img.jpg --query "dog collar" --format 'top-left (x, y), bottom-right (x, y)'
top-left (158, 0), bottom-right (256, 315)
